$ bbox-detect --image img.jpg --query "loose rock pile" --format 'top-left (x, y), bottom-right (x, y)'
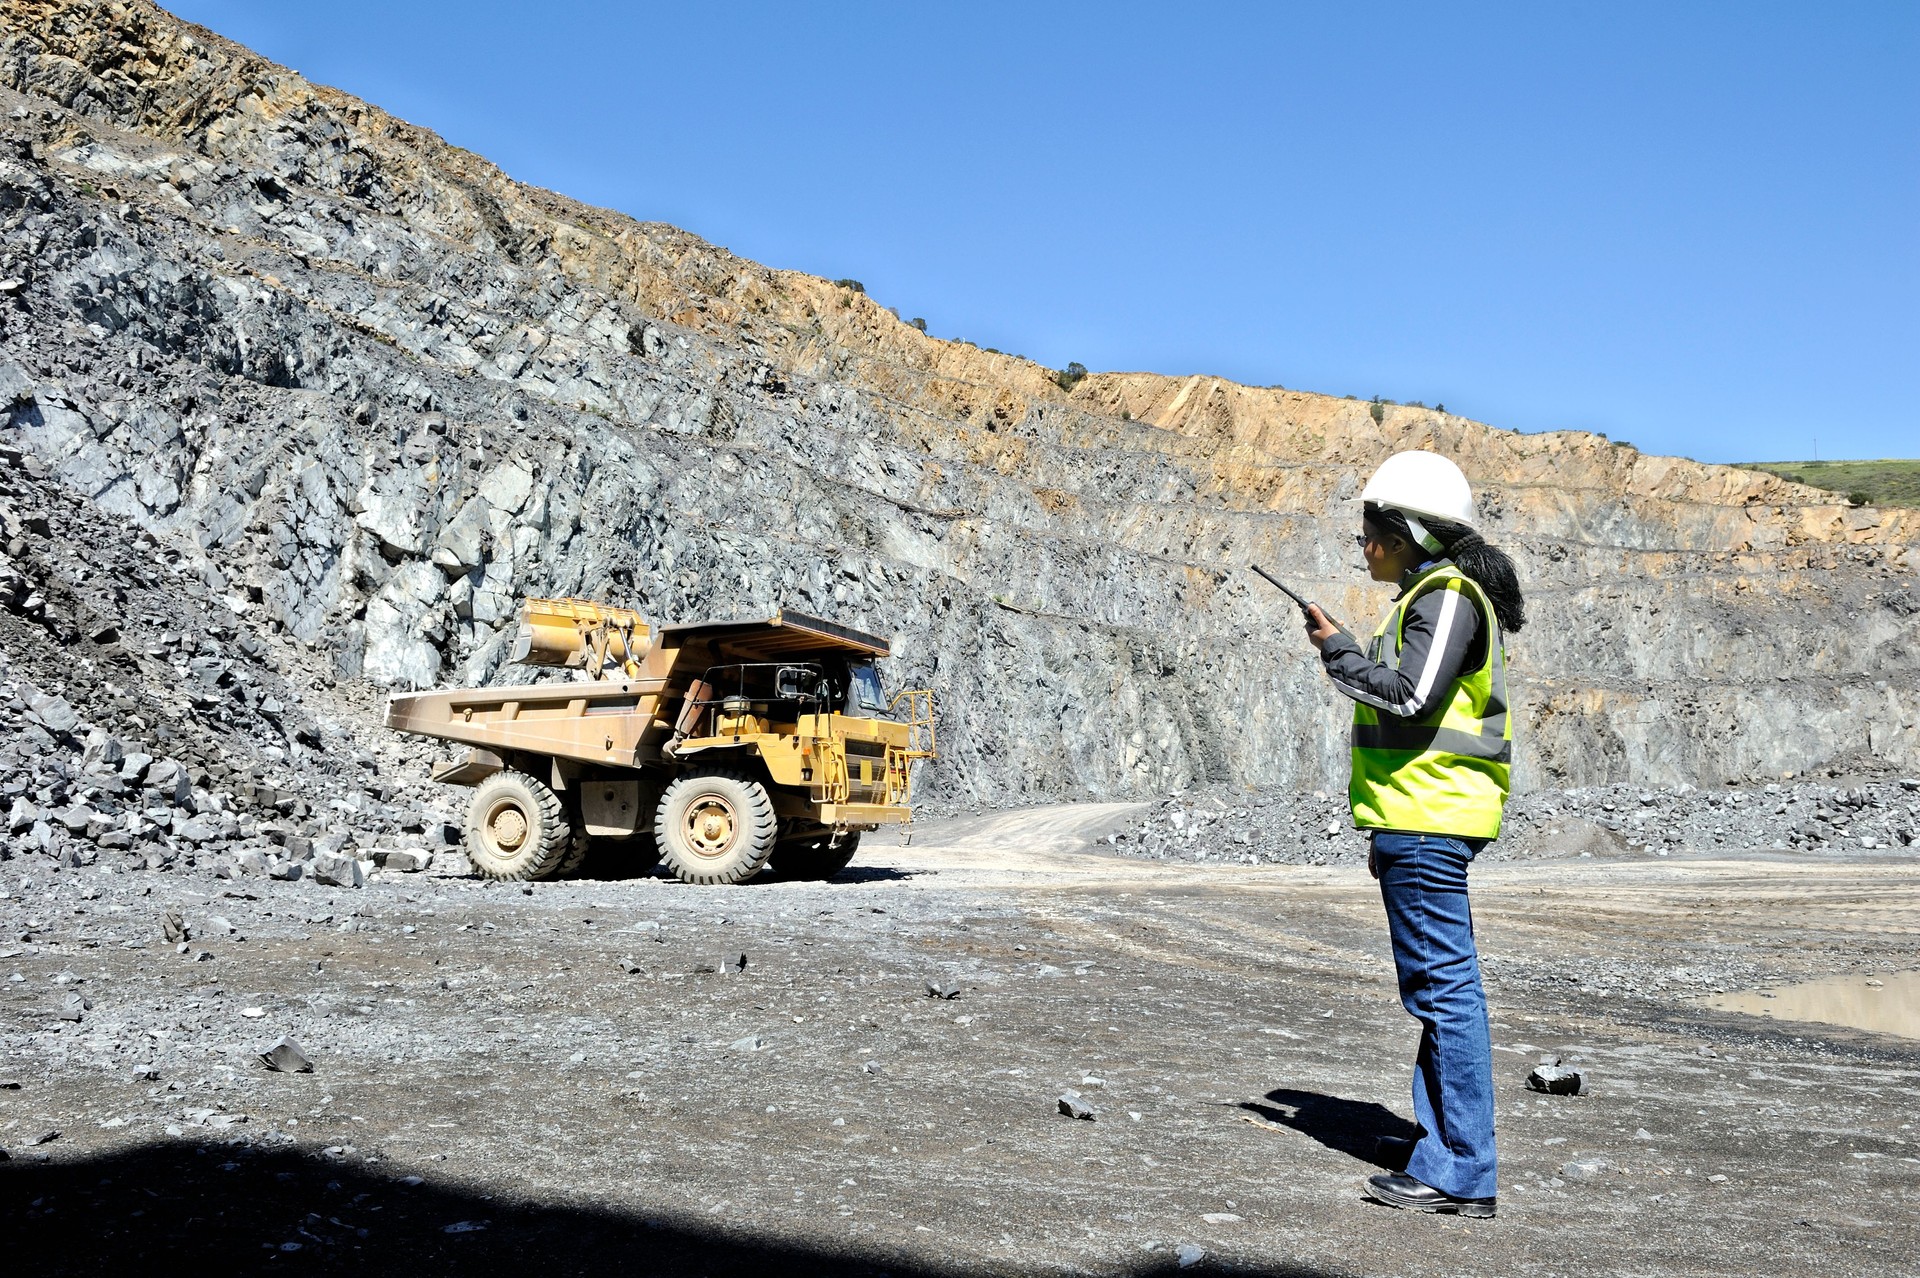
top-left (1105, 788), bottom-right (1358, 866)
top-left (2, 432), bottom-right (462, 890)
top-left (1505, 779), bottom-right (1920, 857)
top-left (1106, 777), bottom-right (1920, 866)
top-left (1, 664), bottom-right (462, 888)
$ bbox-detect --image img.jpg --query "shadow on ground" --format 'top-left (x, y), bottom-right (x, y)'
top-left (558, 864), bottom-right (920, 886)
top-left (2, 1140), bottom-right (1352, 1276)
top-left (822, 865), bottom-right (918, 885)
top-left (1238, 1089), bottom-right (1419, 1170)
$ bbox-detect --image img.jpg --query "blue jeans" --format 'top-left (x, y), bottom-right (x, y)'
top-left (1372, 831), bottom-right (1497, 1200)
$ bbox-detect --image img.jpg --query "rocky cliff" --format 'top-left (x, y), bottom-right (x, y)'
top-left (1, 0), bottom-right (1915, 816)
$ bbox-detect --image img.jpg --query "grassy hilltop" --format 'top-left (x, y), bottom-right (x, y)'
top-left (1734, 459), bottom-right (1920, 509)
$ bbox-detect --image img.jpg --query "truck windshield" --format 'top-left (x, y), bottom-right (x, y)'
top-left (848, 661), bottom-right (890, 715)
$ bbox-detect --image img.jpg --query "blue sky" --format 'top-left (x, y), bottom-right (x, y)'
top-left (163, 2), bottom-right (1916, 464)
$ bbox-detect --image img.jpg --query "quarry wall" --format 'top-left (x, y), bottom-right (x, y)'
top-left (1, 0), bottom-right (1915, 807)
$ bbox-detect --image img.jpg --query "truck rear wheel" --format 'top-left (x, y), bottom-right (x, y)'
top-left (465, 770), bottom-right (576, 881)
top-left (772, 829), bottom-right (862, 881)
top-left (555, 827), bottom-right (592, 877)
top-left (655, 769), bottom-right (778, 885)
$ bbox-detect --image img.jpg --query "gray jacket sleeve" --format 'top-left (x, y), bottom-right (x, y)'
top-left (1320, 584), bottom-right (1481, 719)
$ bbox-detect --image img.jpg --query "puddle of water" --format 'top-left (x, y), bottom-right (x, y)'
top-left (1706, 971), bottom-right (1920, 1040)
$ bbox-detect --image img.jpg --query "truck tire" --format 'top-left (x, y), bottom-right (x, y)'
top-left (772, 829), bottom-right (862, 881)
top-left (465, 770), bottom-right (576, 881)
top-left (555, 827), bottom-right (593, 877)
top-left (656, 769), bottom-right (778, 885)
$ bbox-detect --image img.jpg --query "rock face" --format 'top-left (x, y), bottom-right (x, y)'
top-left (0, 0), bottom-right (1915, 812)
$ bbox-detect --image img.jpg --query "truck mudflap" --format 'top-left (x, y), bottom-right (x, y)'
top-left (431, 749), bottom-right (504, 786)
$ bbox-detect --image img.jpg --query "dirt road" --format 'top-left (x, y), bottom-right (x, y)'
top-left (4, 804), bottom-right (1916, 1275)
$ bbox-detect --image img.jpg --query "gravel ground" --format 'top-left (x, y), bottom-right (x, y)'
top-left (3, 807), bottom-right (1916, 1276)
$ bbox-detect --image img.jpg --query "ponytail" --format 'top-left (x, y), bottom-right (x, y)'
top-left (1364, 503), bottom-right (1527, 633)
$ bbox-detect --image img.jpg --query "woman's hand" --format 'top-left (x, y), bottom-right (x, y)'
top-left (1303, 604), bottom-right (1341, 652)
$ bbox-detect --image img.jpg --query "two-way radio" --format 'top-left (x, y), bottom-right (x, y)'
top-left (1251, 564), bottom-right (1347, 637)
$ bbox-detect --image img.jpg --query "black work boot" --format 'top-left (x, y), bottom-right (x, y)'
top-left (1364, 1173), bottom-right (1496, 1218)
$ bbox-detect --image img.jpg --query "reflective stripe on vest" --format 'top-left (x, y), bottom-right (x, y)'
top-left (1351, 722), bottom-right (1512, 762)
top-left (1349, 561), bottom-right (1511, 839)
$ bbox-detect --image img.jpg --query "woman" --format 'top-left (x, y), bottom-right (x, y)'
top-left (1302, 449), bottom-right (1525, 1219)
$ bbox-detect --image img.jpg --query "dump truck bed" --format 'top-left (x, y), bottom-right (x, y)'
top-left (384, 609), bottom-right (897, 770)
top-left (385, 677), bottom-right (672, 770)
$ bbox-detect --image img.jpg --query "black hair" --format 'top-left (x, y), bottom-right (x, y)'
top-left (1364, 502), bottom-right (1526, 633)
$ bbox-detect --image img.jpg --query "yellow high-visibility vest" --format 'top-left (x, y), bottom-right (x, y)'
top-left (1349, 562), bottom-right (1511, 839)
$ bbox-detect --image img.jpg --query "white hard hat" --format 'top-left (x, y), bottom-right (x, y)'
top-left (1360, 450), bottom-right (1477, 530)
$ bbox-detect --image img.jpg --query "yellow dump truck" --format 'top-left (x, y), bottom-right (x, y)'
top-left (385, 598), bottom-right (935, 885)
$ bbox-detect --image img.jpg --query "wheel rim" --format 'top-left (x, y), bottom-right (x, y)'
top-left (682, 795), bottom-right (738, 859)
top-left (484, 797), bottom-right (531, 855)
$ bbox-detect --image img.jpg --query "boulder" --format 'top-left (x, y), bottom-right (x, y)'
top-left (311, 850), bottom-right (369, 888)
top-left (372, 848), bottom-right (430, 873)
top-left (143, 759), bottom-right (191, 805)
top-left (81, 729), bottom-right (125, 769)
top-left (259, 1036), bottom-right (314, 1073)
top-left (1526, 1062), bottom-right (1586, 1095)
top-left (27, 693), bottom-right (78, 735)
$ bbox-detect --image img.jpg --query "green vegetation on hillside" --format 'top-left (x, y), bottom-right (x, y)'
top-left (1734, 459), bottom-right (1920, 509)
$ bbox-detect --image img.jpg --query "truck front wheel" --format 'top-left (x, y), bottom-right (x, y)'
top-left (465, 769), bottom-right (577, 881)
top-left (655, 770), bottom-right (778, 885)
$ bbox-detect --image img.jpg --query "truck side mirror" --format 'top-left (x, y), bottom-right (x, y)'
top-left (775, 666), bottom-right (819, 699)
